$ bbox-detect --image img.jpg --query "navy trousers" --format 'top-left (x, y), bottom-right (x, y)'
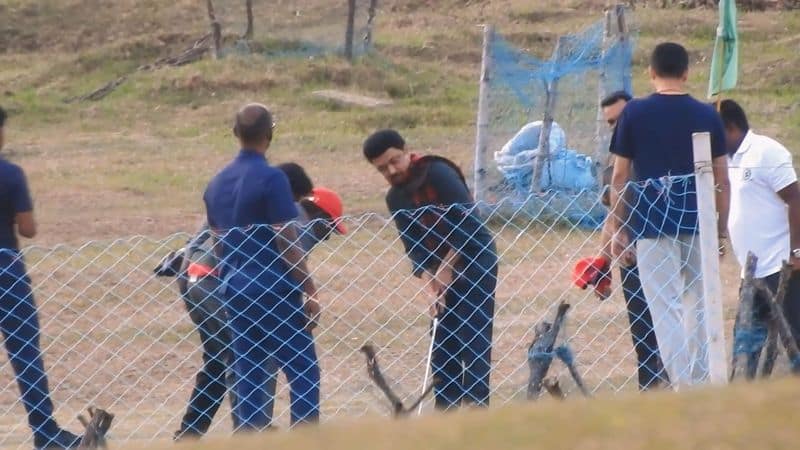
top-left (0, 253), bottom-right (62, 441)
top-left (431, 251), bottom-right (497, 409)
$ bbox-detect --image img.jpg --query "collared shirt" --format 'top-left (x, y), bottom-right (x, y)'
top-left (203, 150), bottom-right (299, 295)
top-left (611, 93), bottom-right (726, 239)
top-left (0, 157), bottom-right (33, 251)
top-left (728, 130), bottom-right (797, 278)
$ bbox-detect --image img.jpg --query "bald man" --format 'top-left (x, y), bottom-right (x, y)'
top-left (203, 103), bottom-right (321, 429)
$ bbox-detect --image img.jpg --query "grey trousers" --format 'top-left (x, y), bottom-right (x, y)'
top-left (636, 234), bottom-right (709, 388)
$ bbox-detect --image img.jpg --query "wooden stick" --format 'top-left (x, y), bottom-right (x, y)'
top-left (753, 264), bottom-right (800, 373)
top-left (78, 407), bottom-right (114, 449)
top-left (542, 377), bottom-right (565, 400)
top-left (527, 302), bottom-right (570, 399)
top-left (730, 252), bottom-right (758, 381)
top-left (759, 329), bottom-right (779, 377)
top-left (531, 36), bottom-right (566, 193)
top-left (555, 344), bottom-right (590, 397)
top-left (360, 344), bottom-right (435, 417)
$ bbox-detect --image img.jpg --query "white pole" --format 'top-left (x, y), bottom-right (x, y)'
top-left (474, 25), bottom-right (493, 207)
top-left (418, 317), bottom-right (439, 415)
top-left (692, 131), bottom-right (728, 385)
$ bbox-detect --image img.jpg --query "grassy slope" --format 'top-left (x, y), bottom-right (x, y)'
top-left (0, 0), bottom-right (798, 244)
top-left (120, 378), bottom-right (800, 450)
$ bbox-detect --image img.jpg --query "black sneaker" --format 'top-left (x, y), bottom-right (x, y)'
top-left (33, 430), bottom-right (82, 450)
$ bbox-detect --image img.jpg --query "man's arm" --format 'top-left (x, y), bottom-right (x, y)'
top-left (608, 156), bottom-right (632, 235)
top-left (388, 193), bottom-right (434, 278)
top-left (12, 166), bottom-right (35, 239)
top-left (712, 155), bottom-right (731, 240)
top-left (15, 212), bottom-right (36, 239)
top-left (778, 182), bottom-right (800, 255)
top-left (274, 224), bottom-right (317, 297)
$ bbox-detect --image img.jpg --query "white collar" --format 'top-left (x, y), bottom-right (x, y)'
top-left (734, 130), bottom-right (755, 156)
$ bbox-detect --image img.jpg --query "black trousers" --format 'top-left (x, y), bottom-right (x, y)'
top-left (620, 264), bottom-right (669, 389)
top-left (177, 277), bottom-right (238, 436)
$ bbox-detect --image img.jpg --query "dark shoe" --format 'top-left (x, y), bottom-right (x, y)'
top-left (33, 429), bottom-right (82, 450)
top-left (173, 429), bottom-right (202, 442)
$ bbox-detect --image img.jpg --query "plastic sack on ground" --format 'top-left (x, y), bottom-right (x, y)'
top-left (495, 121), bottom-right (596, 194)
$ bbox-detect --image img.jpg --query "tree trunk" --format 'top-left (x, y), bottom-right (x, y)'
top-left (243, 0), bottom-right (254, 40)
top-left (206, 0), bottom-right (222, 59)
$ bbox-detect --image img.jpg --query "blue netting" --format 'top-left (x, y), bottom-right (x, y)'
top-left (479, 11), bottom-right (636, 229)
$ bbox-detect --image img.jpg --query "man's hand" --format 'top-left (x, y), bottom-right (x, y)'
top-left (790, 255), bottom-right (800, 272)
top-left (594, 283), bottom-right (612, 301)
top-left (304, 296), bottom-right (321, 332)
top-left (611, 231), bottom-right (636, 267)
top-left (421, 268), bottom-right (452, 318)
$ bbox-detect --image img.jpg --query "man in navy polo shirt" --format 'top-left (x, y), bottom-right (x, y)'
top-left (0, 106), bottom-right (83, 449)
top-left (204, 103), bottom-right (321, 429)
top-left (608, 43), bottom-right (731, 388)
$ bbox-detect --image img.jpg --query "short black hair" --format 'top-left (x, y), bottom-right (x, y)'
top-left (234, 105), bottom-right (274, 144)
top-left (363, 129), bottom-right (405, 161)
top-left (650, 42), bottom-right (689, 79)
top-left (0, 106), bottom-right (6, 128)
top-left (719, 99), bottom-right (749, 132)
top-left (277, 162), bottom-right (314, 200)
top-left (600, 91), bottom-right (632, 108)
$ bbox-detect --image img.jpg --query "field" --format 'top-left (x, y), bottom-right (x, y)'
top-left (1, 0), bottom-right (800, 449)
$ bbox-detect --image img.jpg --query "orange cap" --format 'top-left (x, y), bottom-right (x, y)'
top-left (310, 187), bottom-right (347, 234)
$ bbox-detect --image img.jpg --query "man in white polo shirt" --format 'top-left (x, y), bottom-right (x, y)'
top-left (721, 99), bottom-right (800, 375)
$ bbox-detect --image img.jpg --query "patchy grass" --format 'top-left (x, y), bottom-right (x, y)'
top-left (121, 378), bottom-right (800, 450)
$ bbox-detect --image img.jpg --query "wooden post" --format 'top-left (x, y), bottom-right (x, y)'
top-left (692, 131), bottom-right (728, 385)
top-left (206, 0), bottom-right (222, 60)
top-left (592, 9), bottom-right (614, 187)
top-left (531, 36), bottom-right (565, 193)
top-left (474, 25), bottom-right (494, 208)
top-left (363, 0), bottom-right (378, 53)
top-left (345, 0), bottom-right (357, 61)
top-left (243, 0), bottom-right (254, 41)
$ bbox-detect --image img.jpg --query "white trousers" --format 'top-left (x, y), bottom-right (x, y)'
top-left (637, 234), bottom-right (709, 388)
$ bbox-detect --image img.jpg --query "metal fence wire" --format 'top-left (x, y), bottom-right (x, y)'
top-left (0, 172), bottom-right (739, 448)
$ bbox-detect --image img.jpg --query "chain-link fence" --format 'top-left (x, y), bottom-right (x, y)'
top-left (0, 166), bottom-right (738, 448)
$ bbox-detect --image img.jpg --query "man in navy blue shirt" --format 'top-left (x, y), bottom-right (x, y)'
top-left (204, 103), bottom-right (320, 429)
top-left (0, 106), bottom-right (83, 449)
top-left (608, 43), bottom-right (731, 388)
